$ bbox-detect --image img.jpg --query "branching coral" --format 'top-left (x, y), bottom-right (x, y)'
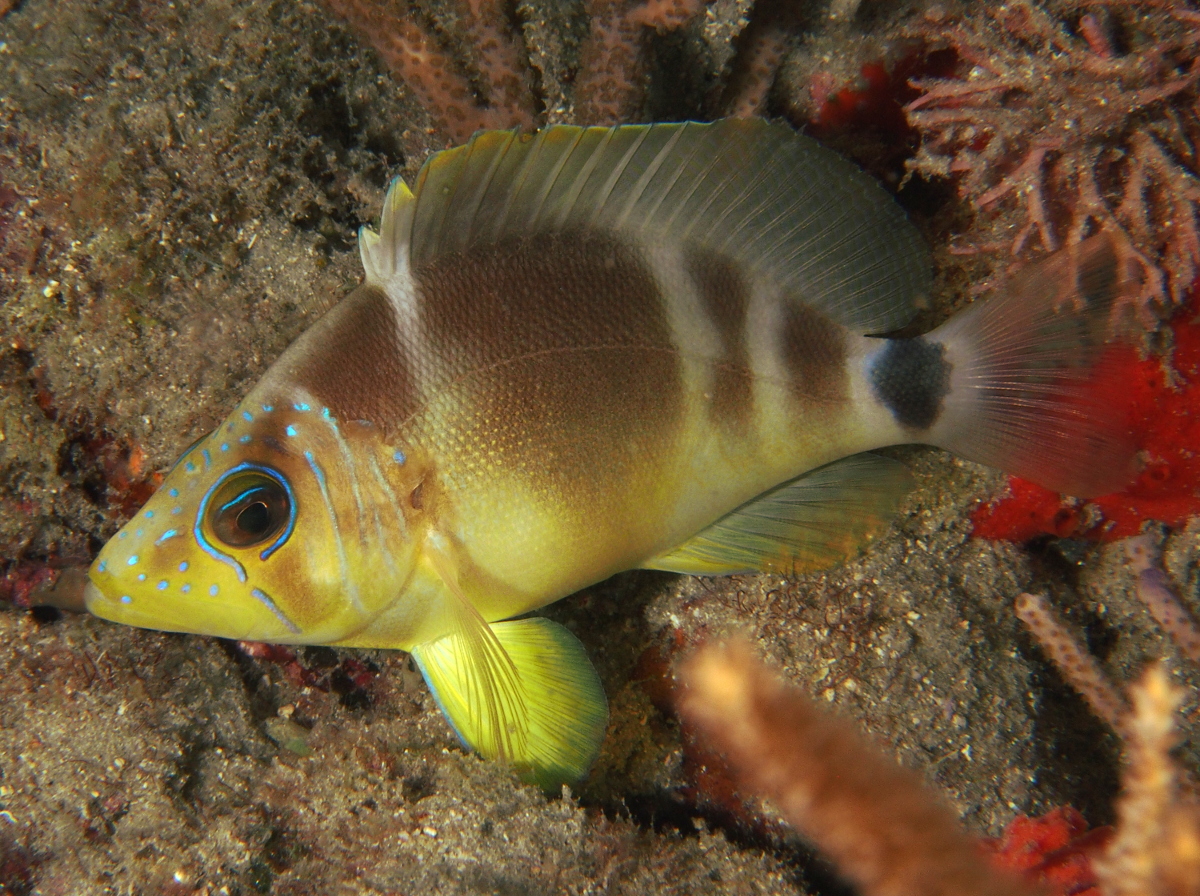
top-left (679, 640), bottom-right (1031, 896)
top-left (575, 0), bottom-right (708, 124)
top-left (321, 0), bottom-right (538, 142)
top-left (1095, 663), bottom-right (1200, 896)
top-left (323, 0), bottom-right (710, 140)
top-left (680, 640), bottom-right (1200, 896)
top-left (905, 0), bottom-right (1200, 305)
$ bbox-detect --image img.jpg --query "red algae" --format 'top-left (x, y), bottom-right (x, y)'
top-left (984, 807), bottom-right (1110, 896)
top-left (973, 282), bottom-right (1200, 542)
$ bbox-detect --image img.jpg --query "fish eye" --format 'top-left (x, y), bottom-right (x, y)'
top-left (208, 469), bottom-right (291, 548)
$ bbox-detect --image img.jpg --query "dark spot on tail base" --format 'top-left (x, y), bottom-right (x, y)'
top-left (870, 336), bottom-right (951, 431)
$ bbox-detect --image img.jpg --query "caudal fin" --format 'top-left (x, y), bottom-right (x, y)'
top-left (926, 233), bottom-right (1139, 498)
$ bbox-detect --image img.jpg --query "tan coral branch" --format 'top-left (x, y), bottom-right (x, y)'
top-left (1094, 663), bottom-right (1200, 896)
top-left (678, 640), bottom-right (1030, 896)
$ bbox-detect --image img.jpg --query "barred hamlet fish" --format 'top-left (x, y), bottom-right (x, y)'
top-left (84, 119), bottom-right (1136, 787)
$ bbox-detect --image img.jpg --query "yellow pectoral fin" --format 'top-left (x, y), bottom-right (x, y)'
top-left (644, 453), bottom-right (915, 576)
top-left (411, 616), bottom-right (608, 790)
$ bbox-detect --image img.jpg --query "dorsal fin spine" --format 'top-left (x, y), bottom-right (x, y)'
top-left (526, 127), bottom-right (586, 227)
top-left (613, 124), bottom-right (688, 232)
top-left (591, 126), bottom-right (654, 229)
top-left (551, 127), bottom-right (614, 230)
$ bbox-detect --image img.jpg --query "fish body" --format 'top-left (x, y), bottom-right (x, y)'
top-left (85, 120), bottom-right (1134, 786)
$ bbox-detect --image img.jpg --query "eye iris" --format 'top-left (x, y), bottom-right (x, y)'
top-left (209, 472), bottom-right (290, 548)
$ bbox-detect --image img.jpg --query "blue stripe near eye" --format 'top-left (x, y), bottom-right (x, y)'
top-left (195, 461), bottom-right (296, 566)
top-left (155, 529), bottom-right (179, 545)
top-left (219, 485), bottom-right (267, 513)
top-left (304, 450), bottom-right (327, 491)
top-left (195, 475), bottom-right (250, 585)
top-left (202, 449), bottom-right (212, 467)
top-left (251, 587), bottom-right (300, 633)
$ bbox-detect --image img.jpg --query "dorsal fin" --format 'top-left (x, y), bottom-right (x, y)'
top-left (362, 120), bottom-right (930, 335)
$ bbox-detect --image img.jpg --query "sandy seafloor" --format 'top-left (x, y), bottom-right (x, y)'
top-left (0, 0), bottom-right (1198, 893)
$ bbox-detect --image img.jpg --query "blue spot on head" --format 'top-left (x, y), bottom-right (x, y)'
top-left (393, 450), bottom-right (406, 464)
top-left (182, 583), bottom-right (191, 594)
top-left (98, 560), bottom-right (107, 573)
top-left (202, 448), bottom-right (212, 466)
top-left (144, 510), bottom-right (154, 519)
top-left (262, 404), bottom-right (274, 412)
top-left (137, 573), bottom-right (146, 582)
top-left (209, 584), bottom-right (219, 597)
top-left (243, 410), bottom-right (254, 422)
top-left (226, 422), bottom-right (235, 433)
top-left (127, 555), bottom-right (139, 566)
top-left (239, 435), bottom-right (251, 444)
top-left (185, 461), bottom-right (196, 472)
top-left (120, 595), bottom-right (132, 605)
top-left (286, 425), bottom-right (298, 437)
top-left (179, 561), bottom-right (189, 572)
top-left (172, 506), bottom-right (183, 515)
top-left (321, 407), bottom-right (331, 420)
top-left (136, 529), bottom-right (144, 538)
top-left (157, 580), bottom-right (168, 591)
top-left (220, 443), bottom-right (230, 452)
top-left (155, 529), bottom-right (179, 545)
top-left (118, 531), bottom-right (127, 540)
top-left (169, 488), bottom-right (179, 498)
top-left (294, 402), bottom-right (310, 412)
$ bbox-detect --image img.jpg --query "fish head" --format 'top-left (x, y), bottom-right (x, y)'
top-left (85, 394), bottom-right (421, 644)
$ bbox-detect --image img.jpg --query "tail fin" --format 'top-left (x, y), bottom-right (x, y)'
top-left (927, 233), bottom-right (1139, 498)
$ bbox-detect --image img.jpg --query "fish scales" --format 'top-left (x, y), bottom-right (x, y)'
top-left (85, 119), bottom-right (1138, 787)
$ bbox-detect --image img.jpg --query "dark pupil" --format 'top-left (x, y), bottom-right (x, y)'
top-left (211, 476), bottom-right (289, 548)
top-left (236, 501), bottom-right (271, 536)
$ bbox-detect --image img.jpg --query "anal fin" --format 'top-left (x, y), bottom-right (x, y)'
top-left (643, 453), bottom-right (914, 576)
top-left (411, 616), bottom-right (608, 790)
